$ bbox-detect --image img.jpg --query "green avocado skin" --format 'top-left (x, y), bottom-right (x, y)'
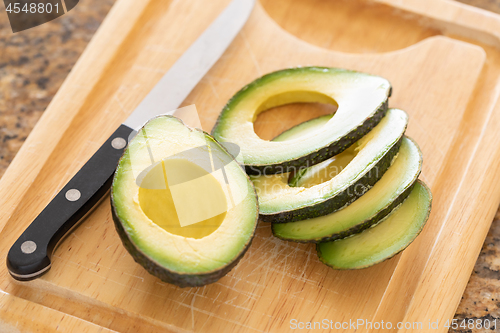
top-left (316, 180), bottom-right (432, 270)
top-left (110, 116), bottom-right (259, 288)
top-left (111, 197), bottom-right (254, 288)
top-left (212, 67), bottom-right (390, 175)
top-left (244, 101), bottom-right (388, 175)
top-left (260, 136), bottom-right (403, 223)
top-left (272, 181), bottom-right (416, 243)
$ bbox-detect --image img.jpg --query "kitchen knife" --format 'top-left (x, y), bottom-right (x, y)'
top-left (7, 0), bottom-right (255, 281)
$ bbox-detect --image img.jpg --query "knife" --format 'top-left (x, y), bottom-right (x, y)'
top-left (7, 0), bottom-right (255, 281)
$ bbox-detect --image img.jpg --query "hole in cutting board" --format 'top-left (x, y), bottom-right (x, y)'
top-left (260, 0), bottom-right (440, 53)
top-left (254, 102), bottom-right (337, 140)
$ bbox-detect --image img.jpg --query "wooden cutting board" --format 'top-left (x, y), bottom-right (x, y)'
top-left (2, 0), bottom-right (500, 332)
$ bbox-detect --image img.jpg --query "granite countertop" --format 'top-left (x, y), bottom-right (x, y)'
top-left (0, 0), bottom-right (499, 331)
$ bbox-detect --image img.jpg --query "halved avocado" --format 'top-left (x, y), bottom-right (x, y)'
top-left (251, 109), bottom-right (408, 223)
top-left (317, 180), bottom-right (432, 269)
top-left (273, 136), bottom-right (422, 243)
top-left (111, 116), bottom-right (258, 287)
top-left (212, 67), bottom-right (391, 174)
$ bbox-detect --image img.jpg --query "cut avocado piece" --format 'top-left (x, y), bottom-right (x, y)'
top-left (111, 116), bottom-right (258, 287)
top-left (273, 113), bottom-right (363, 188)
top-left (273, 137), bottom-right (422, 242)
top-left (282, 115), bottom-right (356, 188)
top-left (317, 180), bottom-right (432, 269)
top-left (212, 67), bottom-right (391, 174)
top-left (251, 109), bottom-right (408, 223)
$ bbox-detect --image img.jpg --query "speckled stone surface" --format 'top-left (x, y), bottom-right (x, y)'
top-left (450, 212), bottom-right (500, 333)
top-left (1, 0), bottom-right (500, 332)
top-left (0, 0), bottom-right (115, 177)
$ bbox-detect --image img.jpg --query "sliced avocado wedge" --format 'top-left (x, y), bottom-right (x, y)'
top-left (273, 137), bottom-right (422, 243)
top-left (317, 180), bottom-right (432, 270)
top-left (251, 109), bottom-right (408, 223)
top-left (275, 114), bottom-right (349, 188)
top-left (111, 116), bottom-right (258, 287)
top-left (212, 67), bottom-right (391, 174)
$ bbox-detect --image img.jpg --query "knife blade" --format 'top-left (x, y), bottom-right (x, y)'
top-left (7, 0), bottom-right (255, 281)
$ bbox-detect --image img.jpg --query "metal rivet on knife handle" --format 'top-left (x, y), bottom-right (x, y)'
top-left (65, 189), bottom-right (81, 201)
top-left (111, 137), bottom-right (127, 150)
top-left (21, 241), bottom-right (37, 254)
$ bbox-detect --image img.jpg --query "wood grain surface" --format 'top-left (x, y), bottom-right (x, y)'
top-left (0, 291), bottom-right (117, 333)
top-left (1, 0), bottom-right (500, 332)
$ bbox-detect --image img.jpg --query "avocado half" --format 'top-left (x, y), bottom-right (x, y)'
top-left (272, 136), bottom-right (422, 243)
top-left (111, 116), bottom-right (258, 287)
top-left (251, 109), bottom-right (408, 223)
top-left (212, 67), bottom-right (392, 175)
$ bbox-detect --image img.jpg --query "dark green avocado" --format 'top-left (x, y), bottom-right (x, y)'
top-left (316, 180), bottom-right (432, 269)
top-left (111, 116), bottom-right (258, 287)
top-left (212, 67), bottom-right (392, 175)
top-left (251, 109), bottom-right (408, 223)
top-left (272, 137), bottom-right (422, 243)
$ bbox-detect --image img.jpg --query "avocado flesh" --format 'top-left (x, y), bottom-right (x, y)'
top-left (138, 159), bottom-right (227, 239)
top-left (111, 116), bottom-right (258, 287)
top-left (274, 114), bottom-right (357, 188)
top-left (273, 137), bottom-right (422, 242)
top-left (317, 180), bottom-right (432, 269)
top-left (251, 109), bottom-right (408, 223)
top-left (212, 67), bottom-right (391, 174)
top-left (289, 143), bottom-right (358, 188)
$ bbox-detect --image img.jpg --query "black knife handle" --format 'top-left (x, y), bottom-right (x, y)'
top-left (6, 124), bottom-right (134, 281)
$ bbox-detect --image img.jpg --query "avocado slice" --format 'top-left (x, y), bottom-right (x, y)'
top-left (212, 67), bottom-right (391, 175)
top-left (317, 180), bottom-right (432, 269)
top-left (273, 136), bottom-right (422, 243)
top-left (251, 109), bottom-right (408, 223)
top-left (111, 116), bottom-right (258, 287)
